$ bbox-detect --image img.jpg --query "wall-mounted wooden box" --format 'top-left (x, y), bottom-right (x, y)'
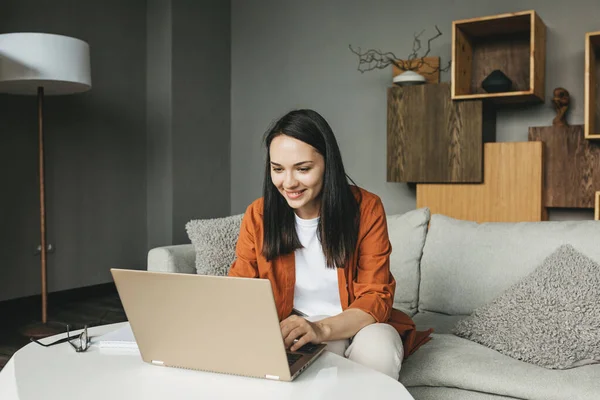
top-left (387, 82), bottom-right (495, 183)
top-left (585, 31), bottom-right (600, 140)
top-left (416, 142), bottom-right (545, 223)
top-left (452, 10), bottom-right (546, 104)
top-left (528, 125), bottom-right (600, 208)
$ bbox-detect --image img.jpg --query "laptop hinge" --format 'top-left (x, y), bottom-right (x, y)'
top-left (151, 360), bottom-right (165, 366)
top-left (265, 374), bottom-right (280, 380)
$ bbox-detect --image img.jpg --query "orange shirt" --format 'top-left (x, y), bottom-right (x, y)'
top-left (228, 187), bottom-right (432, 357)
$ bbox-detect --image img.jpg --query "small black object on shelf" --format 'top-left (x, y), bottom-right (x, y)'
top-left (481, 70), bottom-right (512, 93)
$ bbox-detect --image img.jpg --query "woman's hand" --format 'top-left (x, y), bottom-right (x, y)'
top-left (280, 315), bottom-right (330, 352)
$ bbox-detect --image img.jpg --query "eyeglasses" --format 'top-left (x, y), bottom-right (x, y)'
top-left (30, 324), bottom-right (91, 353)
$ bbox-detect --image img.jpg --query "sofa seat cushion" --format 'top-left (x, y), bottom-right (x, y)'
top-left (412, 312), bottom-right (467, 335)
top-left (408, 387), bottom-right (520, 400)
top-left (399, 334), bottom-right (600, 400)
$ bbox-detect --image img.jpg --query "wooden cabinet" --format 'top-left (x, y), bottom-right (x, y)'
top-left (387, 82), bottom-right (495, 183)
top-left (416, 142), bottom-right (546, 223)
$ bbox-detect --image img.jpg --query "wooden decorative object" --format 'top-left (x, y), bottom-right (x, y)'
top-left (387, 82), bottom-right (495, 183)
top-left (416, 142), bottom-right (545, 223)
top-left (552, 87), bottom-right (570, 126)
top-left (392, 57), bottom-right (440, 84)
top-left (452, 10), bottom-right (546, 104)
top-left (595, 192), bottom-right (600, 220)
top-left (585, 31), bottom-right (600, 140)
top-left (529, 125), bottom-right (600, 208)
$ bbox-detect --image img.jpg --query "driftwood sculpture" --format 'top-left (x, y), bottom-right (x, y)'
top-left (552, 87), bottom-right (570, 126)
top-left (349, 26), bottom-right (450, 75)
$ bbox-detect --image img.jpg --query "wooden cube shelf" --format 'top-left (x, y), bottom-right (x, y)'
top-left (452, 10), bottom-right (546, 104)
top-left (585, 32), bottom-right (600, 140)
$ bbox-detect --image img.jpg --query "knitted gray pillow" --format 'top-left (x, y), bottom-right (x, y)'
top-left (185, 214), bottom-right (244, 276)
top-left (453, 244), bottom-right (600, 369)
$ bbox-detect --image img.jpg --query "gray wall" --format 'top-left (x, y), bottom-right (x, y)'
top-left (171, 0), bottom-right (231, 244)
top-left (147, 0), bottom-right (173, 250)
top-left (0, 0), bottom-right (232, 301)
top-left (230, 0), bottom-right (597, 221)
top-left (0, 0), bottom-right (148, 301)
top-left (147, 0), bottom-right (231, 247)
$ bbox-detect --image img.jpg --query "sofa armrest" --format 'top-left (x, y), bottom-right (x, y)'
top-left (147, 244), bottom-right (196, 274)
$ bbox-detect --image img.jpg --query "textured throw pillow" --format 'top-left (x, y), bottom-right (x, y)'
top-left (386, 207), bottom-right (430, 315)
top-left (453, 244), bottom-right (600, 369)
top-left (185, 214), bottom-right (244, 276)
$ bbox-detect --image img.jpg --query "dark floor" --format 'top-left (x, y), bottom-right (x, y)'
top-left (0, 289), bottom-right (127, 372)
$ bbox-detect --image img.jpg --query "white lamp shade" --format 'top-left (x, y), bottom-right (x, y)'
top-left (0, 32), bottom-right (91, 95)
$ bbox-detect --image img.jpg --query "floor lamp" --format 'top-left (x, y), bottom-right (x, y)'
top-left (0, 33), bottom-right (92, 337)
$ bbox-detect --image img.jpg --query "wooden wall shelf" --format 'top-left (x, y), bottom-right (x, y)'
top-left (387, 82), bottom-right (495, 183)
top-left (585, 31), bottom-right (600, 140)
top-left (529, 125), bottom-right (600, 208)
top-left (416, 142), bottom-right (545, 223)
top-left (452, 10), bottom-right (546, 104)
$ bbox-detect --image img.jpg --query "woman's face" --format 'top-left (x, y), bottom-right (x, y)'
top-left (269, 135), bottom-right (325, 219)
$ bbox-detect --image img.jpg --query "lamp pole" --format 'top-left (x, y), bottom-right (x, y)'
top-left (38, 86), bottom-right (48, 324)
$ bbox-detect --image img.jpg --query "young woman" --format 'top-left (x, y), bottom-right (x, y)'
top-left (228, 109), bottom-right (432, 379)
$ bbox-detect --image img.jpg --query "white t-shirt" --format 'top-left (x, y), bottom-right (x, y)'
top-left (293, 214), bottom-right (343, 317)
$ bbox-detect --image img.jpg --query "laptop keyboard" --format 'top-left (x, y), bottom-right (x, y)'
top-left (286, 353), bottom-right (302, 366)
top-left (295, 343), bottom-right (319, 354)
top-left (286, 342), bottom-right (321, 366)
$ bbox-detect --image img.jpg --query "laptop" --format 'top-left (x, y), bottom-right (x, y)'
top-left (110, 269), bottom-right (327, 381)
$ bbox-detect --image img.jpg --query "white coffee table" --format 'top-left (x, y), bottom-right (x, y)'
top-left (0, 322), bottom-right (414, 400)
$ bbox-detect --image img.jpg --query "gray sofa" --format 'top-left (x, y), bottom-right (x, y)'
top-left (147, 208), bottom-right (600, 399)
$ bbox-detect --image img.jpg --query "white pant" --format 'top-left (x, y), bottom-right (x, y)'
top-left (307, 315), bottom-right (404, 379)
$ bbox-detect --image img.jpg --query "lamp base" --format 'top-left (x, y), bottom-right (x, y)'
top-left (20, 321), bottom-right (65, 339)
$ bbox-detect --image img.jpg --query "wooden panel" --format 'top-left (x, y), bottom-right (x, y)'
top-left (595, 192), bottom-right (600, 220)
top-left (416, 142), bottom-right (545, 223)
top-left (528, 125), bottom-right (600, 208)
top-left (471, 32), bottom-right (530, 94)
top-left (532, 12), bottom-right (546, 102)
top-left (392, 57), bottom-right (440, 84)
top-left (454, 11), bottom-right (531, 37)
top-left (387, 82), bottom-right (493, 183)
top-left (453, 91), bottom-right (539, 103)
top-left (452, 24), bottom-right (473, 96)
top-left (585, 32), bottom-right (600, 139)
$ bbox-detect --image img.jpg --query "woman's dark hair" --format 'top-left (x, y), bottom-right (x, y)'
top-left (262, 109), bottom-right (360, 268)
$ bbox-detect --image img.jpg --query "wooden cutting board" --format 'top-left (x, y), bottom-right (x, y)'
top-left (528, 124), bottom-right (600, 208)
top-left (416, 142), bottom-right (545, 222)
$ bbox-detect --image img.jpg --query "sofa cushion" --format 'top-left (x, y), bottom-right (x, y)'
top-left (408, 387), bottom-right (519, 400)
top-left (419, 214), bottom-right (600, 315)
top-left (399, 333), bottom-right (600, 400)
top-left (386, 208), bottom-right (430, 315)
top-left (412, 311), bottom-right (466, 335)
top-left (453, 244), bottom-right (600, 369)
top-left (185, 214), bottom-right (244, 276)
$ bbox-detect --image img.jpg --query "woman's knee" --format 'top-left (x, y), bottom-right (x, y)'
top-left (345, 323), bottom-right (404, 379)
